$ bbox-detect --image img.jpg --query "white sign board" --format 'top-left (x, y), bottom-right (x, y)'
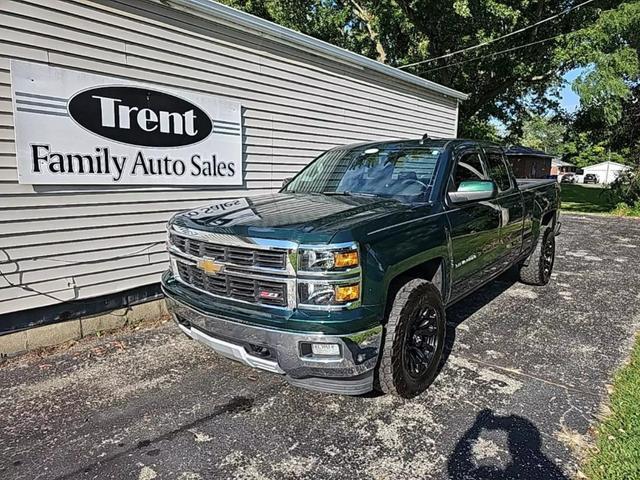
top-left (10, 60), bottom-right (243, 185)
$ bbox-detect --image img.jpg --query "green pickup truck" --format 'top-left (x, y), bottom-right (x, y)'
top-left (162, 138), bottom-right (560, 397)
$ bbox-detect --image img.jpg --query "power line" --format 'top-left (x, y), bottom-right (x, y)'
top-left (398, 0), bottom-right (596, 70)
top-left (421, 32), bottom-right (567, 73)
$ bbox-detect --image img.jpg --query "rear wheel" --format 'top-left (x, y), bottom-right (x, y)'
top-left (375, 279), bottom-right (446, 398)
top-left (518, 226), bottom-right (555, 286)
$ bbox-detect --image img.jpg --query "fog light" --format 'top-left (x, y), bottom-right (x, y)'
top-left (335, 284), bottom-right (360, 303)
top-left (311, 343), bottom-right (341, 356)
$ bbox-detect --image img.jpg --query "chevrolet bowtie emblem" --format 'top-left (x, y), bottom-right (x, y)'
top-left (197, 257), bottom-right (224, 275)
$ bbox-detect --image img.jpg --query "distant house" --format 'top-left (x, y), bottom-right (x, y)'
top-left (550, 158), bottom-right (578, 177)
top-left (581, 161), bottom-right (630, 185)
top-left (505, 146), bottom-right (553, 179)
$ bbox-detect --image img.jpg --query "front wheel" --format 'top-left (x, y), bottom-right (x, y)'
top-left (375, 279), bottom-right (446, 398)
top-left (518, 226), bottom-right (555, 286)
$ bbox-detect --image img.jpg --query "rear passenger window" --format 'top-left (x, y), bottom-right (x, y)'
top-left (485, 152), bottom-right (512, 192)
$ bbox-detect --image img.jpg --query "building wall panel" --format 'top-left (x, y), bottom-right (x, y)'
top-left (0, 0), bottom-right (462, 316)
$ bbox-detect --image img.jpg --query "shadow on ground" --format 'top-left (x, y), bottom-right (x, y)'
top-left (440, 270), bottom-right (517, 372)
top-left (440, 274), bottom-right (567, 479)
top-left (447, 409), bottom-right (568, 480)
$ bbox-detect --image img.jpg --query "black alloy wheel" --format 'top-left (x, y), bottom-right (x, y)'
top-left (403, 305), bottom-right (441, 379)
top-left (518, 225), bottom-right (556, 286)
top-left (541, 231), bottom-right (555, 283)
top-left (375, 279), bottom-right (446, 398)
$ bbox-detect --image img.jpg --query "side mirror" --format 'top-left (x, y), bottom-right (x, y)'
top-left (449, 180), bottom-right (497, 203)
top-left (281, 177), bottom-right (293, 189)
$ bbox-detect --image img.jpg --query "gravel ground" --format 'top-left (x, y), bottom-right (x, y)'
top-left (1, 214), bottom-right (639, 480)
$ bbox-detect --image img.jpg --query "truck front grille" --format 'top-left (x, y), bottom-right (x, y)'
top-left (170, 234), bottom-right (286, 269)
top-left (176, 261), bottom-right (287, 307)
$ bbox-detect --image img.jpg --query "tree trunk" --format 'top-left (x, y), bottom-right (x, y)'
top-left (348, 0), bottom-right (387, 63)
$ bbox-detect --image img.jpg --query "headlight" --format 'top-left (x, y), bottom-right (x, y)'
top-left (298, 244), bottom-right (359, 272)
top-left (298, 281), bottom-right (361, 307)
top-left (297, 243), bottom-right (361, 309)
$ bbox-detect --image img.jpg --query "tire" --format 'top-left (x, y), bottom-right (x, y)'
top-left (375, 278), bottom-right (446, 398)
top-left (518, 226), bottom-right (555, 286)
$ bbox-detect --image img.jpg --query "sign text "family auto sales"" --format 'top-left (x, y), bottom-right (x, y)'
top-left (11, 61), bottom-right (243, 185)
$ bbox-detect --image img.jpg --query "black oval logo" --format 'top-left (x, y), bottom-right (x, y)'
top-left (68, 86), bottom-right (212, 147)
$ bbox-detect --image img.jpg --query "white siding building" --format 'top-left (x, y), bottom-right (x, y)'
top-left (581, 161), bottom-right (630, 184)
top-left (0, 0), bottom-right (465, 329)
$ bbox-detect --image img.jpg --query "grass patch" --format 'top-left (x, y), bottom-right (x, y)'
top-left (584, 334), bottom-right (640, 480)
top-left (560, 184), bottom-right (616, 214)
top-left (611, 202), bottom-right (640, 217)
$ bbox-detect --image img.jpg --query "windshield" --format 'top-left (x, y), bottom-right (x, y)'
top-left (282, 145), bottom-right (444, 201)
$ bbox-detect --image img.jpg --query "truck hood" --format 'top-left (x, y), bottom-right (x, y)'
top-left (171, 193), bottom-right (413, 244)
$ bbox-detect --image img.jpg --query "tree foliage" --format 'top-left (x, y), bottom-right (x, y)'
top-left (516, 114), bottom-right (566, 155)
top-left (388, 0), bottom-right (604, 137)
top-left (217, 1), bottom-right (355, 50)
top-left (560, 1), bottom-right (640, 168)
top-left (219, 0), bottom-right (640, 203)
top-left (217, 0), bottom-right (610, 136)
top-left (561, 1), bottom-right (640, 127)
top-left (610, 168), bottom-right (640, 207)
top-left (570, 142), bottom-right (627, 168)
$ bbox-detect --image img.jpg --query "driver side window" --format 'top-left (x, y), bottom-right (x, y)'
top-left (450, 152), bottom-right (486, 191)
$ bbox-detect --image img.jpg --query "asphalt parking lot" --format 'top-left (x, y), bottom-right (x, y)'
top-left (1, 214), bottom-right (639, 480)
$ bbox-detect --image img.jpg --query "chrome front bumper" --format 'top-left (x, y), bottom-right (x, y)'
top-left (176, 322), bottom-right (285, 374)
top-left (164, 295), bottom-right (382, 395)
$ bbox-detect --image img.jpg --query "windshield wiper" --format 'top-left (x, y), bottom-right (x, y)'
top-left (321, 191), bottom-right (378, 197)
top-left (322, 191), bottom-right (351, 196)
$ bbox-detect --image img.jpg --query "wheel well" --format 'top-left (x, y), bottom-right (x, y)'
top-left (542, 209), bottom-right (556, 227)
top-left (384, 257), bottom-right (444, 317)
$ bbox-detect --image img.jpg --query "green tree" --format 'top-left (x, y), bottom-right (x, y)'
top-left (388, 0), bottom-right (603, 137)
top-left (517, 115), bottom-right (566, 155)
top-left (571, 143), bottom-right (626, 168)
top-left (217, 1), bottom-right (356, 51)
top-left (561, 1), bottom-right (640, 128)
top-left (218, 0), bottom-right (611, 136)
top-left (461, 118), bottom-right (503, 142)
top-left (559, 1), bottom-right (640, 166)
top-left (612, 86), bottom-right (640, 163)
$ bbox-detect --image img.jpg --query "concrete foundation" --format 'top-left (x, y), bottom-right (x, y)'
top-left (0, 299), bottom-right (169, 357)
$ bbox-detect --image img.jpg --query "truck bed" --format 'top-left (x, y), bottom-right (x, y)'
top-left (516, 178), bottom-right (561, 229)
top-left (516, 178), bottom-right (557, 190)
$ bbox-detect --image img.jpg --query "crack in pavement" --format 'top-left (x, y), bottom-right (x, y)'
top-left (461, 355), bottom-right (602, 397)
top-left (51, 396), bottom-right (254, 480)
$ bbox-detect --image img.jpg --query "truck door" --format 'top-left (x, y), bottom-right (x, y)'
top-left (483, 147), bottom-right (525, 267)
top-left (446, 148), bottom-right (503, 299)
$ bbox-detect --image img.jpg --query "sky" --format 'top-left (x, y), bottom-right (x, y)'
top-left (492, 67), bottom-right (585, 136)
top-left (559, 68), bottom-right (583, 112)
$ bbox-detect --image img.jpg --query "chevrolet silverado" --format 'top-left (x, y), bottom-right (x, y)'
top-left (161, 138), bottom-right (560, 397)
